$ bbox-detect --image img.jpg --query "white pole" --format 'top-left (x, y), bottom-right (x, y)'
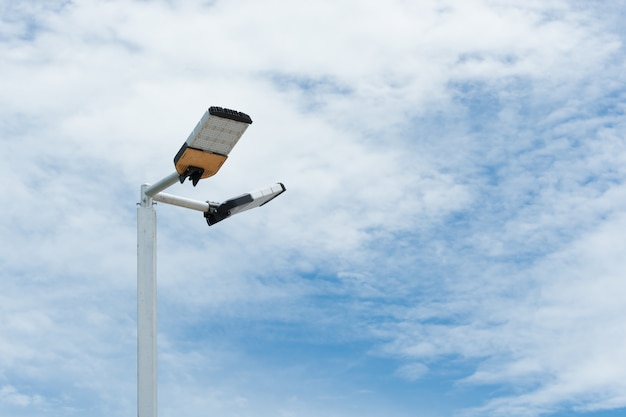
top-left (137, 185), bottom-right (157, 417)
top-left (152, 192), bottom-right (212, 212)
top-left (144, 172), bottom-right (180, 198)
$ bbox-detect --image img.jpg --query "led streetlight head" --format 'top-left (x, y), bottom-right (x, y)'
top-left (205, 183), bottom-right (286, 226)
top-left (174, 106), bottom-right (253, 186)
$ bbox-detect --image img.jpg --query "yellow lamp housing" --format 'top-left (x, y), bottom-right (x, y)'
top-left (174, 106), bottom-right (253, 185)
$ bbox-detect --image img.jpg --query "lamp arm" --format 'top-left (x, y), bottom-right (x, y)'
top-left (143, 172), bottom-right (180, 198)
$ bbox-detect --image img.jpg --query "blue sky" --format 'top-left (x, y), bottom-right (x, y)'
top-left (2, 1), bottom-right (626, 416)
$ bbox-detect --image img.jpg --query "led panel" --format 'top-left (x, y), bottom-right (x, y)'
top-left (186, 108), bottom-right (252, 155)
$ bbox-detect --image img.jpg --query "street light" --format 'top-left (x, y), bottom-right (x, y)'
top-left (137, 106), bottom-right (285, 417)
top-left (204, 182), bottom-right (286, 226)
top-left (174, 106), bottom-right (253, 186)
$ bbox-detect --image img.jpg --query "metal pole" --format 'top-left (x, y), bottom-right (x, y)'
top-left (152, 192), bottom-right (212, 212)
top-left (144, 172), bottom-right (180, 198)
top-left (137, 185), bottom-right (157, 417)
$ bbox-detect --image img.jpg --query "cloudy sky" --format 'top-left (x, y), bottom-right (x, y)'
top-left (2, 0), bottom-right (626, 416)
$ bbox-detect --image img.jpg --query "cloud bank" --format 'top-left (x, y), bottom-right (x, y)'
top-left (1, 1), bottom-right (626, 416)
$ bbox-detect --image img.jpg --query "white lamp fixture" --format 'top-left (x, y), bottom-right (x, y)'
top-left (205, 183), bottom-right (286, 225)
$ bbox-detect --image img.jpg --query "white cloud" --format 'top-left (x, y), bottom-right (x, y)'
top-left (0, 385), bottom-right (43, 407)
top-left (395, 363), bottom-right (429, 381)
top-left (1, 0), bottom-right (626, 416)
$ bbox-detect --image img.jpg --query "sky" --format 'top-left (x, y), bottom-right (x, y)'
top-left (1, 0), bottom-right (626, 416)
